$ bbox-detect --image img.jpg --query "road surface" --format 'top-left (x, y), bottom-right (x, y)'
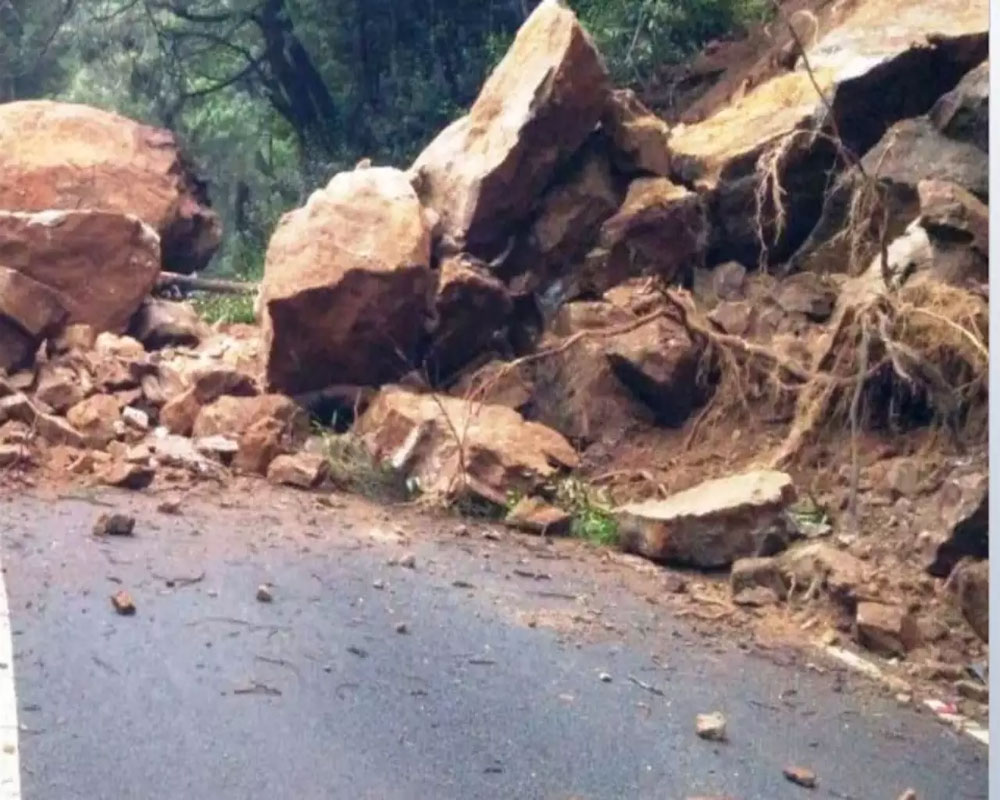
top-left (0, 485), bottom-right (988, 799)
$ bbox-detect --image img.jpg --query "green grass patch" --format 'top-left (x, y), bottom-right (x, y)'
top-left (191, 293), bottom-right (257, 325)
top-left (554, 477), bottom-right (620, 547)
top-left (319, 429), bottom-right (412, 503)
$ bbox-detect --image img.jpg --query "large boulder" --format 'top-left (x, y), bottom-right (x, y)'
top-left (668, 0), bottom-right (987, 266)
top-left (260, 167), bottom-right (434, 394)
top-left (582, 177), bottom-right (706, 294)
top-left (410, 0), bottom-right (610, 253)
top-left (616, 470), bottom-right (797, 567)
top-left (0, 210), bottom-right (161, 335)
top-left (356, 386), bottom-right (579, 505)
top-left (0, 100), bottom-right (220, 272)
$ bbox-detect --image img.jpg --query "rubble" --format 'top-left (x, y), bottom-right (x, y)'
top-left (267, 453), bottom-right (329, 489)
top-left (505, 497), bottom-right (572, 536)
top-left (855, 602), bottom-right (921, 658)
top-left (695, 712), bottom-right (727, 742)
top-left (93, 513), bottom-right (136, 537)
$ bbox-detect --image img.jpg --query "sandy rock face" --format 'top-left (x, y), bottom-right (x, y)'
top-left (0, 100), bottom-right (220, 272)
top-left (616, 471), bottom-right (797, 568)
top-left (356, 386), bottom-right (579, 505)
top-left (260, 167), bottom-right (434, 394)
top-left (410, 0), bottom-right (610, 251)
top-left (0, 210), bottom-right (161, 335)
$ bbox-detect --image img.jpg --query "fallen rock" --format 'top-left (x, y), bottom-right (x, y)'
top-left (129, 299), bottom-right (206, 350)
top-left (602, 89), bottom-right (672, 177)
top-left (98, 460), bottom-right (155, 490)
top-left (121, 407), bottom-right (150, 433)
top-left (617, 471), bottom-right (797, 568)
top-left (356, 387), bottom-right (579, 505)
top-left (782, 766), bottom-right (817, 789)
top-left (111, 590), bottom-right (137, 616)
top-left (0, 100), bottom-right (221, 272)
top-left (731, 557), bottom-right (788, 602)
top-left (266, 453), bottom-right (329, 489)
top-left (50, 323), bottom-right (97, 354)
top-left (0, 265), bottom-right (67, 367)
top-left (505, 496), bottom-right (572, 536)
top-left (695, 712), bottom-right (727, 742)
top-left (708, 301), bottom-right (754, 336)
top-left (148, 432), bottom-right (223, 477)
top-left (779, 542), bottom-right (865, 607)
top-left (946, 558), bottom-right (988, 642)
top-left (928, 472), bottom-right (987, 577)
top-left (34, 364), bottom-right (86, 414)
top-left (260, 167), bottom-right (434, 393)
top-left (855, 602), bottom-right (921, 658)
top-left (92, 513), bottom-right (136, 537)
top-left (193, 394), bottom-right (308, 442)
top-left (955, 679), bottom-right (988, 704)
top-left (256, 585), bottom-right (273, 603)
top-left (449, 359), bottom-right (534, 412)
top-left (190, 365), bottom-right (258, 404)
top-left (427, 256), bottom-right (512, 380)
top-left (551, 301), bottom-right (634, 336)
top-left (604, 317), bottom-right (702, 427)
top-left (159, 388), bottom-right (202, 436)
top-left (0, 209), bottom-right (161, 333)
top-left (0, 444), bottom-right (26, 468)
top-left (912, 179), bottom-right (989, 286)
top-left (587, 177), bottom-right (706, 294)
top-left (194, 435), bottom-right (240, 463)
top-left (410, 0), bottom-right (610, 250)
top-left (66, 394), bottom-right (121, 449)
top-left (233, 417), bottom-right (295, 475)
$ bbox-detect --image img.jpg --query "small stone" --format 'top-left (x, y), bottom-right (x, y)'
top-left (897, 790), bottom-right (918, 800)
top-left (398, 553), bottom-right (417, 569)
top-left (599, 672), bottom-right (612, 683)
top-left (454, 524), bottom-right (470, 536)
top-left (819, 629), bottom-right (840, 646)
top-left (111, 590), bottom-right (136, 616)
top-left (855, 602), bottom-right (921, 657)
top-left (157, 499), bottom-right (182, 515)
top-left (121, 406), bottom-right (150, 432)
top-left (256, 584), bottom-right (273, 603)
top-left (505, 496), bottom-right (571, 535)
top-left (395, 622), bottom-right (409, 634)
top-left (93, 513), bottom-right (135, 537)
top-left (372, 579), bottom-right (385, 590)
top-left (98, 460), bottom-right (155, 490)
top-left (895, 693), bottom-right (912, 705)
top-left (783, 766), bottom-right (817, 788)
top-left (695, 712), bottom-right (727, 742)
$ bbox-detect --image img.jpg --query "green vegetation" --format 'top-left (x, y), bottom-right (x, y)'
top-left (191, 294), bottom-right (257, 325)
top-left (554, 477), bottom-right (620, 547)
top-left (319, 428), bottom-right (413, 503)
top-left (3, 0), bottom-right (769, 279)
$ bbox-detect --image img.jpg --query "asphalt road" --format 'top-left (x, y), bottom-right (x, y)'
top-left (0, 486), bottom-right (988, 800)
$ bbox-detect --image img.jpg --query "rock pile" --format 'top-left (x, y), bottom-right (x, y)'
top-left (0, 0), bottom-right (989, 678)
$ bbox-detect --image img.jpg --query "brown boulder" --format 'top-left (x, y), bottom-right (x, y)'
top-left (604, 318), bottom-right (702, 427)
top-left (946, 558), bottom-right (988, 642)
top-left (260, 167), bottom-right (433, 394)
top-left (855, 602), bottom-right (921, 658)
top-left (192, 394), bottom-right (309, 443)
top-left (0, 210), bottom-right (161, 334)
top-left (35, 364), bottom-right (86, 414)
top-left (66, 394), bottom-right (121, 449)
top-left (159, 388), bottom-right (201, 436)
top-left (617, 471), bottom-right (797, 568)
top-left (928, 472), bottom-right (987, 578)
top-left (586, 178), bottom-right (706, 294)
top-left (779, 542), bottom-right (866, 607)
top-left (427, 256), bottom-right (512, 381)
top-left (410, 0), bottom-right (610, 250)
top-left (0, 100), bottom-right (220, 272)
top-left (505, 496), bottom-right (571, 536)
top-left (266, 453), bottom-right (329, 489)
top-left (602, 89), bottom-right (672, 177)
top-left (129, 299), bottom-right (206, 350)
top-left (190, 366), bottom-right (259, 404)
top-left (356, 387), bottom-right (579, 505)
top-left (731, 556), bottom-right (789, 602)
top-left (450, 360), bottom-right (534, 412)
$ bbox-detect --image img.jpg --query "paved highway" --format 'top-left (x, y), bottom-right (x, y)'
top-left (0, 487), bottom-right (987, 799)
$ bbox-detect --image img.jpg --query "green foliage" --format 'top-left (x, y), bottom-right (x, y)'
top-left (20, 0), bottom-right (768, 278)
top-left (191, 294), bottom-right (257, 326)
top-left (319, 428), bottom-right (412, 503)
top-left (554, 477), bottom-right (620, 547)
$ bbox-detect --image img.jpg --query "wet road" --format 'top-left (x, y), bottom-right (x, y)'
top-left (0, 487), bottom-right (988, 799)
